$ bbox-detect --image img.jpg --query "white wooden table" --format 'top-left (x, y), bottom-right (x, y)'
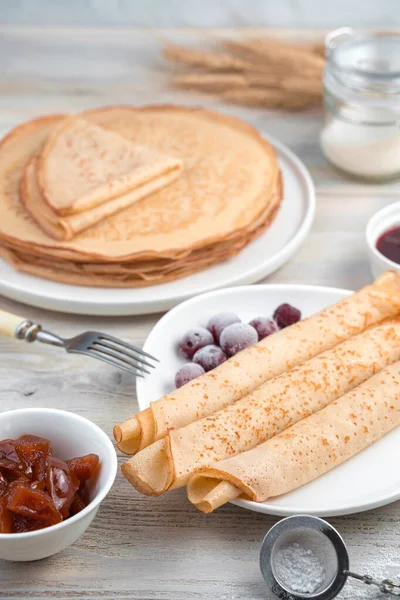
top-left (0, 28), bottom-right (399, 600)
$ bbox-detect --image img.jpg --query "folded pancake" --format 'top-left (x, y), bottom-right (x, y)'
top-left (37, 117), bottom-right (183, 217)
top-left (188, 360), bottom-right (400, 512)
top-left (7, 173), bottom-right (282, 285)
top-left (23, 146), bottom-right (182, 240)
top-left (0, 106), bottom-right (280, 261)
top-left (18, 185), bottom-right (279, 274)
top-left (121, 318), bottom-right (400, 495)
top-left (7, 168), bottom-right (282, 263)
top-left (114, 271), bottom-right (400, 454)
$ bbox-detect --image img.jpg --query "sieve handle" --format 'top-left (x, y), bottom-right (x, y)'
top-left (345, 570), bottom-right (400, 596)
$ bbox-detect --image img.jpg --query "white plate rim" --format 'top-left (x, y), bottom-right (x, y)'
top-left (0, 134), bottom-right (316, 316)
top-left (231, 486), bottom-right (400, 518)
top-left (137, 283), bottom-right (400, 517)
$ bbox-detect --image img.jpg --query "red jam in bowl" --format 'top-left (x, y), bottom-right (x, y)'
top-left (376, 226), bottom-right (400, 264)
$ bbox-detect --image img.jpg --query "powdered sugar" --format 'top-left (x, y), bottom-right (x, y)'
top-left (274, 542), bottom-right (326, 595)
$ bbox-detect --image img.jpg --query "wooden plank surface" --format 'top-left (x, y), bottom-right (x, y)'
top-left (0, 27), bottom-right (399, 600)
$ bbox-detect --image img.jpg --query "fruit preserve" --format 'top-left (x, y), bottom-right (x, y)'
top-left (376, 226), bottom-right (400, 265)
top-left (0, 435), bottom-right (99, 534)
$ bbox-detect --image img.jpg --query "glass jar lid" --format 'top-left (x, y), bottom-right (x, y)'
top-left (325, 28), bottom-right (400, 106)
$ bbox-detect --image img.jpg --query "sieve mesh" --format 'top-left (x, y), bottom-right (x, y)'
top-left (271, 528), bottom-right (339, 597)
top-left (260, 515), bottom-right (349, 600)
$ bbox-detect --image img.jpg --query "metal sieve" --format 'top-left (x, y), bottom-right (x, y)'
top-left (260, 515), bottom-right (400, 600)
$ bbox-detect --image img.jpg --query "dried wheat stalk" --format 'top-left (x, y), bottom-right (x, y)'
top-left (222, 88), bottom-right (318, 110)
top-left (223, 39), bottom-right (324, 75)
top-left (306, 41), bottom-right (326, 57)
top-left (164, 44), bottom-right (254, 72)
top-left (174, 71), bottom-right (322, 99)
top-left (163, 43), bottom-right (298, 76)
top-left (246, 73), bottom-right (322, 96)
top-left (173, 72), bottom-right (248, 91)
top-left (163, 36), bottom-right (325, 111)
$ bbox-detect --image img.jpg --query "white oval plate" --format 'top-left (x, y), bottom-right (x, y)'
top-left (137, 284), bottom-right (400, 517)
top-left (0, 135), bottom-right (315, 316)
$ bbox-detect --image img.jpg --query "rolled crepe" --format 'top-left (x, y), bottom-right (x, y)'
top-left (115, 272), bottom-right (400, 454)
top-left (188, 360), bottom-right (400, 512)
top-left (121, 318), bottom-right (400, 495)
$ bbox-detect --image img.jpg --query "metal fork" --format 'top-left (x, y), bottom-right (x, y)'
top-left (0, 309), bottom-right (157, 377)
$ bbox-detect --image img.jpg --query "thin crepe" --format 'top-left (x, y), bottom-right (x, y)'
top-left (121, 318), bottom-right (400, 495)
top-left (188, 360), bottom-right (400, 512)
top-left (37, 117), bottom-right (183, 216)
top-left (0, 106), bottom-right (280, 260)
top-left (114, 271), bottom-right (400, 454)
top-left (7, 174), bottom-right (282, 285)
top-left (23, 146), bottom-right (182, 240)
top-left (13, 168), bottom-right (281, 261)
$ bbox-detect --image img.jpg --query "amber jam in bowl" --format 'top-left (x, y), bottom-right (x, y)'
top-left (0, 408), bottom-right (117, 561)
top-left (366, 202), bottom-right (400, 279)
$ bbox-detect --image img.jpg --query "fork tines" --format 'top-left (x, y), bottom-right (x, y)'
top-left (85, 333), bottom-right (158, 377)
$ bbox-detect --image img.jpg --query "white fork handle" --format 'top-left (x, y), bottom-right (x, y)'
top-left (0, 309), bottom-right (26, 337)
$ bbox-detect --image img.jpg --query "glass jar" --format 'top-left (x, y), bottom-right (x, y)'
top-left (321, 28), bottom-right (400, 182)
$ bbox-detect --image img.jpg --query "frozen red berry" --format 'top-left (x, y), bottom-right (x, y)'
top-left (192, 345), bottom-right (227, 372)
top-left (273, 303), bottom-right (301, 329)
top-left (219, 322), bottom-right (258, 357)
top-left (175, 363), bottom-right (205, 388)
top-left (249, 317), bottom-right (278, 340)
top-left (206, 312), bottom-right (241, 343)
top-left (178, 327), bottom-right (214, 360)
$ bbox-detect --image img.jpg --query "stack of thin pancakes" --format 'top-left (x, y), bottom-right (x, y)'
top-left (0, 106), bottom-right (282, 287)
top-left (115, 272), bottom-right (400, 512)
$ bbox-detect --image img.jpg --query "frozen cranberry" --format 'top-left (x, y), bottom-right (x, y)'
top-left (175, 363), bottom-right (205, 388)
top-left (178, 328), bottom-right (214, 360)
top-left (249, 317), bottom-right (278, 341)
top-left (273, 303), bottom-right (301, 329)
top-left (219, 323), bottom-right (258, 357)
top-left (192, 345), bottom-right (227, 372)
top-left (206, 312), bottom-right (241, 343)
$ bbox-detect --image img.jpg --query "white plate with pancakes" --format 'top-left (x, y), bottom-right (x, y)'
top-left (136, 283), bottom-right (400, 517)
top-left (0, 132), bottom-right (315, 316)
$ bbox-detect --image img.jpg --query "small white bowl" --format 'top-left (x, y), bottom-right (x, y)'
top-left (0, 408), bottom-right (117, 561)
top-left (366, 202), bottom-right (400, 279)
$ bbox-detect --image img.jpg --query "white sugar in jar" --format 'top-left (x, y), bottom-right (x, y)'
top-left (321, 28), bottom-right (400, 182)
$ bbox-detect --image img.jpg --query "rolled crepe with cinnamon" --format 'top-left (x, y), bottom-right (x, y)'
top-left (188, 360), bottom-right (400, 512)
top-left (115, 272), bottom-right (400, 454)
top-left (121, 318), bottom-right (400, 495)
